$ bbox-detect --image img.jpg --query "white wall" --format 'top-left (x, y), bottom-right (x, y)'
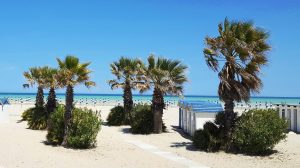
top-left (277, 105), bottom-right (300, 133)
top-left (192, 112), bottom-right (217, 136)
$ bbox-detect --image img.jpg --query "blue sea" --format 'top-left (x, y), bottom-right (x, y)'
top-left (1, 93), bottom-right (300, 106)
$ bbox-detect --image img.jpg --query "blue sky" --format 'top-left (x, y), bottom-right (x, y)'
top-left (0, 0), bottom-right (300, 96)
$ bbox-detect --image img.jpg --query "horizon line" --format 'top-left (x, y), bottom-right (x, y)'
top-left (0, 92), bottom-right (300, 99)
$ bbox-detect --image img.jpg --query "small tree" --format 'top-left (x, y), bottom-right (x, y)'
top-left (144, 55), bottom-right (188, 133)
top-left (56, 56), bottom-right (95, 146)
top-left (108, 57), bottom-right (145, 123)
top-left (24, 67), bottom-right (46, 108)
top-left (203, 18), bottom-right (271, 149)
top-left (43, 67), bottom-right (58, 116)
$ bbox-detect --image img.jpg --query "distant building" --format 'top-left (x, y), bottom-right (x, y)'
top-left (178, 100), bottom-right (223, 136)
top-left (276, 104), bottom-right (300, 132)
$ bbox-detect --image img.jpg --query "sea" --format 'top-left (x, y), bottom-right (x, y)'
top-left (1, 93), bottom-right (300, 107)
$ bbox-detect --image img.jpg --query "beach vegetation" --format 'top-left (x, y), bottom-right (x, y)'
top-left (130, 104), bottom-right (153, 134)
top-left (46, 105), bottom-right (65, 145)
top-left (23, 66), bottom-right (56, 129)
top-left (23, 67), bottom-right (47, 108)
top-left (143, 55), bottom-right (188, 133)
top-left (43, 67), bottom-right (59, 117)
top-left (56, 55), bottom-right (96, 146)
top-left (193, 122), bottom-right (221, 152)
top-left (106, 106), bottom-right (126, 126)
top-left (21, 107), bottom-right (35, 121)
top-left (193, 112), bottom-right (238, 152)
top-left (203, 18), bottom-right (271, 149)
top-left (232, 109), bottom-right (287, 155)
top-left (47, 105), bottom-right (101, 149)
top-left (108, 57), bottom-right (146, 124)
top-left (130, 104), bottom-right (166, 134)
top-left (21, 107), bottom-right (47, 130)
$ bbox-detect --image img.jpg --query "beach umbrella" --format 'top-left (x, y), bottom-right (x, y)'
top-left (0, 98), bottom-right (10, 111)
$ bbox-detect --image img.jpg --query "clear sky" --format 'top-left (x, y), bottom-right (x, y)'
top-left (0, 0), bottom-right (300, 97)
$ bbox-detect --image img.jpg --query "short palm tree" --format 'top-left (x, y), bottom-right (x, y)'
top-left (56, 55), bottom-right (95, 146)
top-left (203, 18), bottom-right (270, 146)
top-left (144, 55), bottom-right (188, 133)
top-left (43, 67), bottom-right (58, 116)
top-left (24, 67), bottom-right (46, 108)
top-left (108, 57), bottom-right (145, 123)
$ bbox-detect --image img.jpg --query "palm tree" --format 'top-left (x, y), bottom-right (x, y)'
top-left (56, 55), bottom-right (95, 146)
top-left (108, 57), bottom-right (145, 123)
top-left (144, 55), bottom-right (188, 133)
top-left (203, 18), bottom-right (270, 147)
top-left (43, 67), bottom-right (58, 117)
top-left (24, 67), bottom-right (46, 108)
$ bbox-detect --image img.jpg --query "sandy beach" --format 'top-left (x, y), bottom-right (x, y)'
top-left (0, 104), bottom-right (300, 168)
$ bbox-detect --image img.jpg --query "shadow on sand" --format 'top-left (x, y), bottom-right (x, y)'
top-left (169, 125), bottom-right (198, 151)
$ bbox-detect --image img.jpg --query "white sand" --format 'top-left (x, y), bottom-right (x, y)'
top-left (0, 104), bottom-right (300, 168)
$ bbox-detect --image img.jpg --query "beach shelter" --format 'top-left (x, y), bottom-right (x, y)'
top-left (178, 100), bottom-right (223, 136)
top-left (0, 98), bottom-right (10, 111)
top-left (276, 104), bottom-right (300, 133)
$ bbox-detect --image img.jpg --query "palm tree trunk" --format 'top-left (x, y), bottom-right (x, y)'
top-left (62, 85), bottom-right (74, 146)
top-left (152, 87), bottom-right (165, 134)
top-left (123, 81), bottom-right (133, 124)
top-left (35, 86), bottom-right (44, 108)
top-left (224, 98), bottom-right (235, 149)
top-left (46, 87), bottom-right (57, 118)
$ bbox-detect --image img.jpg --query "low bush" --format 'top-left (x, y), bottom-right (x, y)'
top-left (232, 109), bottom-right (287, 155)
top-left (21, 107), bottom-right (47, 130)
top-left (130, 104), bottom-right (166, 134)
top-left (193, 122), bottom-right (221, 152)
top-left (46, 105), bottom-right (101, 149)
top-left (131, 104), bottom-right (153, 134)
top-left (193, 111), bottom-right (239, 152)
top-left (21, 107), bottom-right (35, 121)
top-left (46, 105), bottom-right (65, 145)
top-left (67, 108), bottom-right (101, 149)
top-left (106, 106), bottom-right (126, 126)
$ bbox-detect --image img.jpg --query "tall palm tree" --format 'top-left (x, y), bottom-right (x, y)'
top-left (24, 67), bottom-right (46, 108)
top-left (43, 67), bottom-right (58, 117)
top-left (203, 18), bottom-right (270, 147)
top-left (144, 55), bottom-right (188, 133)
top-left (56, 55), bottom-right (95, 146)
top-left (108, 57), bottom-right (145, 123)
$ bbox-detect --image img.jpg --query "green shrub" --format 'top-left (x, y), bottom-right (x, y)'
top-left (214, 111), bottom-right (239, 148)
top-left (46, 105), bottom-right (101, 149)
top-left (21, 107), bottom-right (35, 121)
top-left (67, 108), bottom-right (101, 149)
top-left (193, 111), bottom-right (239, 152)
top-left (21, 107), bottom-right (47, 130)
top-left (46, 105), bottom-right (65, 145)
top-left (130, 104), bottom-right (166, 134)
top-left (232, 109), bottom-right (287, 155)
top-left (106, 106), bottom-right (126, 126)
top-left (131, 104), bottom-right (153, 134)
top-left (193, 122), bottom-right (221, 152)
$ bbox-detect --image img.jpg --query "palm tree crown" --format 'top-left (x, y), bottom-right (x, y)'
top-left (145, 55), bottom-right (188, 95)
top-left (56, 56), bottom-right (95, 88)
top-left (43, 67), bottom-right (58, 89)
top-left (108, 57), bottom-right (145, 90)
top-left (204, 18), bottom-right (270, 102)
top-left (23, 67), bottom-right (47, 88)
